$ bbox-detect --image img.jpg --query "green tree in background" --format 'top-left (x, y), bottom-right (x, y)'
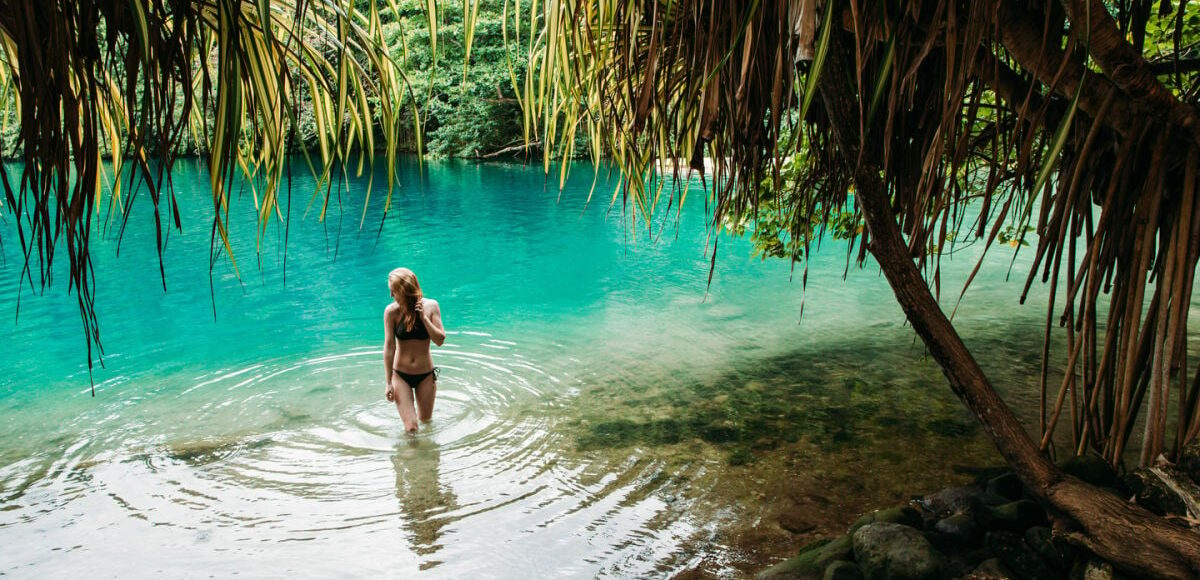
top-left (3, 1), bottom-right (1200, 576)
top-left (0, 0), bottom-right (416, 369)
top-left (517, 0), bottom-right (1200, 576)
top-left (385, 0), bottom-right (527, 158)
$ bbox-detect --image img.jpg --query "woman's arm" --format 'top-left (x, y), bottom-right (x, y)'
top-left (383, 305), bottom-right (397, 399)
top-left (421, 299), bottom-right (447, 346)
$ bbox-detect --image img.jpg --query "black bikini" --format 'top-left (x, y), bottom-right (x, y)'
top-left (394, 368), bottom-right (438, 389)
top-left (394, 314), bottom-right (437, 389)
top-left (394, 315), bottom-right (430, 341)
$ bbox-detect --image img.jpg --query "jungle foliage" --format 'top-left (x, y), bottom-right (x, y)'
top-left (2, 1), bottom-right (1200, 575)
top-left (512, 0), bottom-right (1200, 575)
top-left (379, 0), bottom-right (528, 157)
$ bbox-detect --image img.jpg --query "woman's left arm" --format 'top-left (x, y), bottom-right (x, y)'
top-left (422, 299), bottom-right (447, 346)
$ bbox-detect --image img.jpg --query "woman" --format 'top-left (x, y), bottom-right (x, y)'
top-left (384, 268), bottom-right (446, 433)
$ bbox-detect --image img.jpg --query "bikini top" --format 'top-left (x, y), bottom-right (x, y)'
top-left (394, 313), bottom-right (430, 341)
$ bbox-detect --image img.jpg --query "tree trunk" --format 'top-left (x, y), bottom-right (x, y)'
top-left (816, 30), bottom-right (1200, 579)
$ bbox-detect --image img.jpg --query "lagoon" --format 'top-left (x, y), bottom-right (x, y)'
top-left (0, 158), bottom-right (1052, 577)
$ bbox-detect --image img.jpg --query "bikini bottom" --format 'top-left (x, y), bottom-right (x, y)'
top-left (394, 367), bottom-right (439, 389)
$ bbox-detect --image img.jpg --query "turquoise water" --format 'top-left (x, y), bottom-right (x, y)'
top-left (1, 158), bottom-right (1057, 577)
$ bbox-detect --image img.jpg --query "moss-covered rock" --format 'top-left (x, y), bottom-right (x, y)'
top-left (920, 486), bottom-right (1002, 517)
top-left (757, 535), bottom-right (854, 579)
top-left (983, 500), bottom-right (1046, 532)
top-left (852, 523), bottom-right (943, 580)
top-left (932, 512), bottom-right (978, 545)
top-left (847, 505), bottom-right (923, 534)
top-left (985, 530), bottom-right (1054, 580)
top-left (823, 560), bottom-right (864, 580)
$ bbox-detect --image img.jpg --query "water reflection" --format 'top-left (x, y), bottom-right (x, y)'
top-left (392, 436), bottom-right (458, 570)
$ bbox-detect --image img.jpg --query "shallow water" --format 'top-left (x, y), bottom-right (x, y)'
top-left (0, 158), bottom-right (1073, 577)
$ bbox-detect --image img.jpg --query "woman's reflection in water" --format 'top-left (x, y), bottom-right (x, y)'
top-left (392, 437), bottom-right (458, 569)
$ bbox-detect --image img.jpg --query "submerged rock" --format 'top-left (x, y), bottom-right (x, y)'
top-left (778, 508), bottom-right (819, 535)
top-left (164, 437), bottom-right (262, 466)
top-left (852, 522), bottom-right (942, 580)
top-left (759, 474), bottom-right (1124, 580)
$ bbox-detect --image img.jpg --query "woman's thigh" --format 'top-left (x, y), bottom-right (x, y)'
top-left (414, 375), bottom-right (437, 421)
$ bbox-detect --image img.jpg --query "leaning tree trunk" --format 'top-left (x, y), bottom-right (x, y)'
top-left (816, 32), bottom-right (1200, 579)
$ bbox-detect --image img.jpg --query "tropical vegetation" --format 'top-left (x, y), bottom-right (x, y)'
top-left (513, 1), bottom-right (1200, 575)
top-left (2, 0), bottom-right (1199, 576)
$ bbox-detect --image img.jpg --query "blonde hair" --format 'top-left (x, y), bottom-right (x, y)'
top-left (388, 267), bottom-right (424, 332)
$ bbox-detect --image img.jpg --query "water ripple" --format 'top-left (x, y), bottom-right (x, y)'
top-left (0, 331), bottom-right (697, 577)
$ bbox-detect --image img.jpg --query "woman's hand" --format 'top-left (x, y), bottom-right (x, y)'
top-left (385, 383), bottom-right (395, 402)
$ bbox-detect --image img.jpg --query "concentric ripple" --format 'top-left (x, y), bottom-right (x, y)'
top-left (0, 331), bottom-right (705, 577)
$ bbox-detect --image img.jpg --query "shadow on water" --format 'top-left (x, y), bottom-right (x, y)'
top-left (571, 336), bottom-right (988, 467)
top-left (565, 328), bottom-right (1024, 575)
top-left (392, 437), bottom-right (458, 571)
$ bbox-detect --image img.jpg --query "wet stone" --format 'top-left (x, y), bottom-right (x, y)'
top-left (778, 508), bottom-right (818, 535)
top-left (931, 541), bottom-right (985, 577)
top-left (757, 535), bottom-right (853, 579)
top-left (985, 472), bottom-right (1023, 502)
top-left (983, 500), bottom-right (1046, 532)
top-left (985, 531), bottom-right (1054, 580)
top-left (971, 557), bottom-right (1017, 579)
top-left (823, 560), bottom-right (863, 580)
top-left (920, 486), bottom-right (1000, 517)
top-left (852, 522), bottom-right (943, 580)
top-left (847, 505), bottom-right (923, 534)
top-left (1023, 526), bottom-right (1073, 573)
top-left (933, 512), bottom-right (978, 545)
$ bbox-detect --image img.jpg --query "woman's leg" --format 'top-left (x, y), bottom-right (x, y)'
top-left (393, 379), bottom-right (420, 433)
top-left (414, 374), bottom-right (438, 423)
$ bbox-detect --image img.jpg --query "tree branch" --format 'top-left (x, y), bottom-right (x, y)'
top-left (475, 141), bottom-right (540, 159)
top-left (818, 26), bottom-right (1200, 579)
top-left (1062, 0), bottom-right (1200, 144)
top-left (991, 1), bottom-right (1138, 139)
top-left (1146, 57), bottom-right (1200, 75)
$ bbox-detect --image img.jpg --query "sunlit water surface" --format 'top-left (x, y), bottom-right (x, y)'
top-left (0, 159), bottom-right (1089, 577)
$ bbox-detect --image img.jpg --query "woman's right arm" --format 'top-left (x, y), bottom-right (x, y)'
top-left (383, 306), bottom-right (396, 399)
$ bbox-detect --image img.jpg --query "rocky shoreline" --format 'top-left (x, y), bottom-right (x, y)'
top-left (756, 443), bottom-right (1200, 579)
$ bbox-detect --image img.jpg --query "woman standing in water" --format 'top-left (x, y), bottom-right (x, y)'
top-left (384, 268), bottom-right (446, 433)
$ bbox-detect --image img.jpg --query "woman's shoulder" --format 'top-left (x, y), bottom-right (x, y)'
top-left (421, 297), bottom-right (440, 309)
top-left (384, 302), bottom-right (400, 316)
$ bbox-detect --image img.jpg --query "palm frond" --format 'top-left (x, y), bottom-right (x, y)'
top-left (0, 0), bottom-right (412, 380)
top-left (517, 0), bottom-right (1200, 465)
